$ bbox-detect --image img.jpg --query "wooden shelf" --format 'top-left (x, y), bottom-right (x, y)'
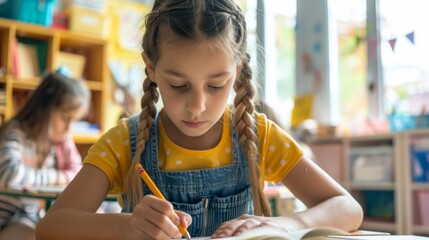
top-left (412, 225), bottom-right (429, 235)
top-left (361, 220), bottom-right (397, 233)
top-left (85, 80), bottom-right (104, 91)
top-left (73, 133), bottom-right (101, 144)
top-left (10, 77), bottom-right (41, 89)
top-left (0, 18), bottom-right (109, 158)
top-left (59, 30), bottom-right (107, 46)
top-left (349, 183), bottom-right (395, 190)
top-left (310, 130), bottom-right (429, 235)
top-left (411, 183), bottom-right (429, 191)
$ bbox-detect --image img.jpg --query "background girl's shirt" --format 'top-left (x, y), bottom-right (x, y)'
top-left (0, 123), bottom-right (82, 187)
top-left (0, 122), bottom-right (83, 228)
top-left (84, 108), bottom-right (304, 194)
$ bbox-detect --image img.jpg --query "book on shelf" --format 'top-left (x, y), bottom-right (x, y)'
top-left (0, 89), bottom-right (5, 107)
top-left (190, 226), bottom-right (391, 240)
top-left (15, 42), bottom-right (40, 78)
top-left (11, 39), bottom-right (18, 76)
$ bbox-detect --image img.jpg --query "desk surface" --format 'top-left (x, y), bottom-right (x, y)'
top-left (0, 187), bottom-right (118, 202)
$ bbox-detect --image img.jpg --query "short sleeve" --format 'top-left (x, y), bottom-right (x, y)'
top-left (255, 112), bottom-right (304, 184)
top-left (84, 119), bottom-right (131, 193)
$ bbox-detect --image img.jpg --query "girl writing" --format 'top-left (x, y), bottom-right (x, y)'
top-left (37, 1), bottom-right (363, 239)
top-left (0, 71), bottom-right (90, 240)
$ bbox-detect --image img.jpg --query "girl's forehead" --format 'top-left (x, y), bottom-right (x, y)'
top-left (159, 37), bottom-right (237, 64)
top-left (161, 36), bottom-right (221, 52)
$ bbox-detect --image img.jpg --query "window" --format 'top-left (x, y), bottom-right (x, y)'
top-left (237, 0), bottom-right (259, 92)
top-left (263, 0), bottom-right (297, 127)
top-left (380, 0), bottom-right (429, 116)
top-left (332, 0), bottom-right (368, 125)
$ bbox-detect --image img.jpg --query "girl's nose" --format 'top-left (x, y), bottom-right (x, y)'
top-left (186, 90), bottom-right (206, 114)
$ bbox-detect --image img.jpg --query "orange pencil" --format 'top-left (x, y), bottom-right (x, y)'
top-left (135, 164), bottom-right (191, 240)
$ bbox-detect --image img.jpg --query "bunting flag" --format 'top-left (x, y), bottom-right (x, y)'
top-left (406, 31), bottom-right (415, 45)
top-left (312, 41), bottom-right (322, 53)
top-left (313, 22), bottom-right (322, 34)
top-left (388, 38), bottom-right (397, 51)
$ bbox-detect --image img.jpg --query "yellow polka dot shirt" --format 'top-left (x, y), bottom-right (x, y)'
top-left (84, 108), bottom-right (304, 193)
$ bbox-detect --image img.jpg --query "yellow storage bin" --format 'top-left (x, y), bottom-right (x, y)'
top-left (67, 7), bottom-right (110, 38)
top-left (55, 52), bottom-right (86, 79)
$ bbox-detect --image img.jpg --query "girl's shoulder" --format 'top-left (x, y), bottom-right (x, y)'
top-left (0, 121), bottom-right (26, 142)
top-left (253, 111), bottom-right (271, 133)
top-left (104, 118), bottom-right (130, 138)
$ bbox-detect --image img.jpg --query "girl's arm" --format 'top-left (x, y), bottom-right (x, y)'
top-left (53, 134), bottom-right (83, 184)
top-left (36, 164), bottom-right (188, 240)
top-left (0, 129), bottom-right (79, 187)
top-left (279, 156), bottom-right (363, 231)
top-left (212, 157), bottom-right (363, 237)
top-left (36, 164), bottom-right (129, 240)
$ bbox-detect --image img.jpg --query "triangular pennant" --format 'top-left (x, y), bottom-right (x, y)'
top-left (406, 31), bottom-right (415, 45)
top-left (388, 38), bottom-right (397, 51)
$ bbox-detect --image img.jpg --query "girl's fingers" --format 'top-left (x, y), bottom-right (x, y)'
top-left (212, 215), bottom-right (264, 238)
top-left (132, 195), bottom-right (182, 238)
top-left (232, 218), bottom-right (261, 236)
top-left (176, 210), bottom-right (192, 227)
top-left (143, 217), bottom-right (181, 239)
top-left (212, 219), bottom-right (245, 238)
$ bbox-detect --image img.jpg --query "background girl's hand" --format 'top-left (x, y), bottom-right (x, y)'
top-left (122, 195), bottom-right (190, 240)
top-left (211, 214), bottom-right (291, 238)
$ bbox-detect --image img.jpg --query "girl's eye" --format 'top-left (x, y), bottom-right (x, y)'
top-left (170, 84), bottom-right (187, 89)
top-left (209, 85), bottom-right (224, 90)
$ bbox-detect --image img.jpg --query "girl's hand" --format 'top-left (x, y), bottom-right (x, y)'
top-left (122, 195), bottom-right (192, 240)
top-left (211, 214), bottom-right (291, 238)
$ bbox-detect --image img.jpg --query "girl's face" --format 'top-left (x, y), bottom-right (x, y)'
top-left (49, 106), bottom-right (85, 142)
top-left (144, 39), bottom-right (239, 138)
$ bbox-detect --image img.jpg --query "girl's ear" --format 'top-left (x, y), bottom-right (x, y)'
top-left (142, 52), bottom-right (156, 83)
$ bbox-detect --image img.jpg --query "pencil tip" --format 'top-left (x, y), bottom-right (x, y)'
top-left (184, 232), bottom-right (191, 240)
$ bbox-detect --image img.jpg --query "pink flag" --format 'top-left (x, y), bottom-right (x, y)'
top-left (388, 38), bottom-right (397, 51)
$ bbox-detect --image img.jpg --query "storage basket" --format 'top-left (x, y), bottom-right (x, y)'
top-left (0, 0), bottom-right (57, 26)
top-left (349, 146), bottom-right (394, 183)
top-left (389, 113), bottom-right (429, 132)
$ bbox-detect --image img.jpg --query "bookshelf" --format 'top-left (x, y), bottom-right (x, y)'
top-left (0, 18), bottom-right (109, 157)
top-left (309, 130), bottom-right (429, 236)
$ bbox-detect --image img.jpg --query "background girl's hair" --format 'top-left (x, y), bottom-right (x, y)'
top-left (125, 0), bottom-right (271, 216)
top-left (0, 71), bottom-right (90, 162)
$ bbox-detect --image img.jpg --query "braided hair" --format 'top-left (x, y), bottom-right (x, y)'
top-left (124, 0), bottom-right (271, 217)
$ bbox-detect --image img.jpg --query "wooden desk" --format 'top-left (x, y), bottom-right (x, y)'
top-left (0, 187), bottom-right (118, 210)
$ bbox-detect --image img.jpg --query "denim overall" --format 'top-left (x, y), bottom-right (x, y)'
top-left (122, 113), bottom-right (254, 237)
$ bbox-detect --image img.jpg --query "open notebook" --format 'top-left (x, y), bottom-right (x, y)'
top-left (189, 226), bottom-right (351, 240)
top-left (187, 226), bottom-right (429, 240)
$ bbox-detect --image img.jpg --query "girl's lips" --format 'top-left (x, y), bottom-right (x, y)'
top-left (183, 121), bottom-right (206, 128)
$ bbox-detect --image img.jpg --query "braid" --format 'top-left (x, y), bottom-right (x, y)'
top-left (234, 55), bottom-right (272, 217)
top-left (124, 75), bottom-right (159, 210)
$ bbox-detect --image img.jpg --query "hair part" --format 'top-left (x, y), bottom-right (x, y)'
top-left (126, 0), bottom-right (271, 216)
